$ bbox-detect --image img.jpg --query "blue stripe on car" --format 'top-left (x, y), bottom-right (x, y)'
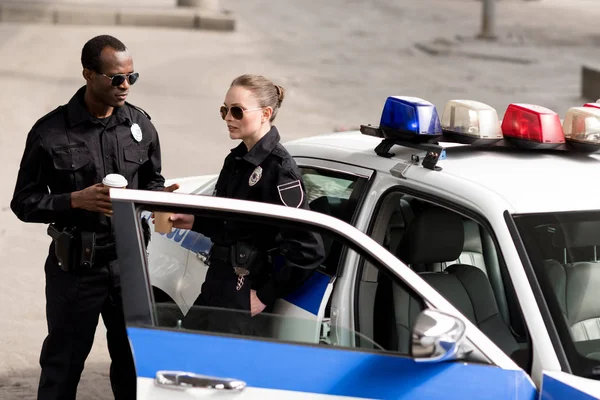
top-left (128, 327), bottom-right (536, 399)
top-left (179, 230), bottom-right (211, 254)
top-left (283, 271), bottom-right (331, 315)
top-left (541, 374), bottom-right (597, 400)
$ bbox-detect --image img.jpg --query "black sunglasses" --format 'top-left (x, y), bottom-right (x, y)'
top-left (99, 72), bottom-right (139, 87)
top-left (220, 105), bottom-right (263, 120)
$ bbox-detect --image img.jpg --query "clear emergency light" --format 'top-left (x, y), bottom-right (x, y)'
top-left (440, 100), bottom-right (503, 145)
top-left (562, 107), bottom-right (600, 153)
top-left (501, 103), bottom-right (565, 149)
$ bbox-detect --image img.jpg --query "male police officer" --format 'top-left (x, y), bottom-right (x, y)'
top-left (11, 35), bottom-right (177, 400)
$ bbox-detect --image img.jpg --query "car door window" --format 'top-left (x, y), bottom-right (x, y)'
top-left (302, 167), bottom-right (365, 222)
top-left (112, 193), bottom-right (535, 399)
top-left (300, 167), bottom-right (369, 275)
top-left (513, 211), bottom-right (600, 378)
top-left (360, 190), bottom-right (532, 370)
top-left (140, 204), bottom-right (423, 356)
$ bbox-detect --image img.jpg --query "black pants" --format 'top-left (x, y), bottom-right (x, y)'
top-left (182, 260), bottom-right (256, 335)
top-left (38, 251), bottom-right (136, 400)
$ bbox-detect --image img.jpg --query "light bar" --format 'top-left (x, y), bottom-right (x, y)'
top-left (440, 100), bottom-right (503, 145)
top-left (562, 107), bottom-right (600, 153)
top-left (584, 101), bottom-right (600, 110)
top-left (379, 96), bottom-right (442, 143)
top-left (501, 103), bottom-right (565, 149)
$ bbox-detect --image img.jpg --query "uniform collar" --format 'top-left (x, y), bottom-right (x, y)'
top-left (66, 86), bottom-right (131, 128)
top-left (232, 126), bottom-right (281, 166)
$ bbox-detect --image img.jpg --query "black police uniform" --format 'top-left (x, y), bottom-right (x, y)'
top-left (185, 126), bottom-right (326, 335)
top-left (10, 86), bottom-right (166, 400)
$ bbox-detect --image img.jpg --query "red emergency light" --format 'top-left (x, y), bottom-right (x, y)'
top-left (500, 103), bottom-right (565, 149)
top-left (584, 102), bottom-right (600, 110)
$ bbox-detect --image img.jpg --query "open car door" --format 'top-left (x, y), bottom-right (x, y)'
top-left (112, 189), bottom-right (537, 399)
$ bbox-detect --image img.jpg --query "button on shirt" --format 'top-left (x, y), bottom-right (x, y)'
top-left (11, 86), bottom-right (166, 233)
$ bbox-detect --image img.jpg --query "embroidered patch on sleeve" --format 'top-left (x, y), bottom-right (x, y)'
top-left (277, 180), bottom-right (304, 208)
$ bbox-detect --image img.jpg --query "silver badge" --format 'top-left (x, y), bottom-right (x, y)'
top-left (249, 166), bottom-right (262, 186)
top-left (131, 123), bottom-right (142, 142)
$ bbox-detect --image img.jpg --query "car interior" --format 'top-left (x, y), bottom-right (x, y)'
top-left (341, 192), bottom-right (532, 368)
top-left (529, 221), bottom-right (600, 362)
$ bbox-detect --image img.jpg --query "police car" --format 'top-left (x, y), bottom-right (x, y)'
top-left (111, 96), bottom-right (600, 399)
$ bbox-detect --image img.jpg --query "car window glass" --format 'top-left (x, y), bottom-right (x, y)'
top-left (514, 212), bottom-right (600, 377)
top-left (301, 167), bottom-right (367, 224)
top-left (140, 206), bottom-right (425, 358)
top-left (361, 191), bottom-right (532, 371)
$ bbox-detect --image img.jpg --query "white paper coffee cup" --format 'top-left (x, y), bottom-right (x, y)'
top-left (102, 174), bottom-right (128, 188)
top-left (102, 174), bottom-right (127, 216)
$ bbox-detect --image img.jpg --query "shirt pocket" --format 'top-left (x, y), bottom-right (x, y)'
top-left (51, 144), bottom-right (94, 190)
top-left (123, 144), bottom-right (149, 177)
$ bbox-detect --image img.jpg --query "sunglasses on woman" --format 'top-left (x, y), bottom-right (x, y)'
top-left (99, 72), bottom-right (140, 87)
top-left (220, 105), bottom-right (263, 120)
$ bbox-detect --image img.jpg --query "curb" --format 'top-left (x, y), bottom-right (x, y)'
top-left (0, 2), bottom-right (235, 31)
top-left (414, 41), bottom-right (535, 65)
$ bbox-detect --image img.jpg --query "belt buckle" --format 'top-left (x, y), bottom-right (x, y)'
top-left (233, 267), bottom-right (249, 277)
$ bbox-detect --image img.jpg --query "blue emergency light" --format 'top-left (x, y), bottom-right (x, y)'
top-left (379, 96), bottom-right (442, 141)
top-left (360, 96), bottom-right (445, 170)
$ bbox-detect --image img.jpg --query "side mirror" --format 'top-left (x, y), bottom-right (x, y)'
top-left (411, 309), bottom-right (467, 363)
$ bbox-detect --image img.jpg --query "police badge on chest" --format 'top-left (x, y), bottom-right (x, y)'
top-left (249, 166), bottom-right (262, 186)
top-left (130, 123), bottom-right (143, 142)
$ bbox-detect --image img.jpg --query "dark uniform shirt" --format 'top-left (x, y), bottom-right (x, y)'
top-left (11, 86), bottom-right (165, 234)
top-left (192, 126), bottom-right (325, 305)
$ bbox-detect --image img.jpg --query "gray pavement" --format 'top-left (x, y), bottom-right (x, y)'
top-left (1, 0), bottom-right (600, 398)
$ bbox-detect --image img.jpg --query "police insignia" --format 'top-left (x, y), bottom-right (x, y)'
top-left (277, 180), bottom-right (304, 208)
top-left (249, 166), bottom-right (262, 186)
top-left (130, 123), bottom-right (143, 142)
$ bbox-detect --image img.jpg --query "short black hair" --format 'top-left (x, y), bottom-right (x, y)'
top-left (81, 35), bottom-right (127, 72)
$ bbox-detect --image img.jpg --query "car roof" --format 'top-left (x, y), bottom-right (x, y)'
top-left (284, 131), bottom-right (600, 214)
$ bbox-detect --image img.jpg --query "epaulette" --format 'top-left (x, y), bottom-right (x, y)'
top-left (271, 144), bottom-right (288, 158)
top-left (32, 106), bottom-right (64, 130)
top-left (125, 101), bottom-right (151, 120)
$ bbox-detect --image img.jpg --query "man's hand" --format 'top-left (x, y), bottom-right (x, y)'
top-left (250, 290), bottom-right (267, 317)
top-left (163, 183), bottom-right (180, 193)
top-left (71, 184), bottom-right (113, 214)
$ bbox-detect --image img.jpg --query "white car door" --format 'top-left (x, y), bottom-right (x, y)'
top-left (112, 189), bottom-right (538, 399)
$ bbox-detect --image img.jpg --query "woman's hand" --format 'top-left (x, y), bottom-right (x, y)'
top-left (163, 183), bottom-right (180, 192)
top-left (250, 290), bottom-right (266, 317)
top-left (169, 214), bottom-right (195, 230)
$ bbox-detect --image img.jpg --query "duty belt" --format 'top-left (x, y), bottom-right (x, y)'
top-left (200, 244), bottom-right (230, 265)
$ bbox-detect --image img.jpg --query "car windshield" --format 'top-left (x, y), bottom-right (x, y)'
top-left (513, 211), bottom-right (600, 378)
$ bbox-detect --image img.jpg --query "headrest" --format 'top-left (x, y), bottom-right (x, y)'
top-left (396, 206), bottom-right (464, 264)
top-left (387, 211), bottom-right (406, 229)
top-left (552, 221), bottom-right (600, 248)
top-left (309, 196), bottom-right (348, 220)
top-left (462, 220), bottom-right (483, 253)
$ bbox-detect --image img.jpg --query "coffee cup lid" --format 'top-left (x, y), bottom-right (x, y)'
top-left (102, 174), bottom-right (128, 188)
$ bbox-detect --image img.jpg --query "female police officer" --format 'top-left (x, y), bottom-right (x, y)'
top-left (170, 74), bottom-right (325, 335)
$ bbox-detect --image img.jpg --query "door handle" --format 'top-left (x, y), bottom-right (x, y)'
top-left (155, 370), bottom-right (246, 391)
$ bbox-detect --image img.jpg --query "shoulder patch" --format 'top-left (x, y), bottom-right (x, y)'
top-left (125, 101), bottom-right (151, 120)
top-left (32, 106), bottom-right (64, 130)
top-left (277, 180), bottom-right (304, 208)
